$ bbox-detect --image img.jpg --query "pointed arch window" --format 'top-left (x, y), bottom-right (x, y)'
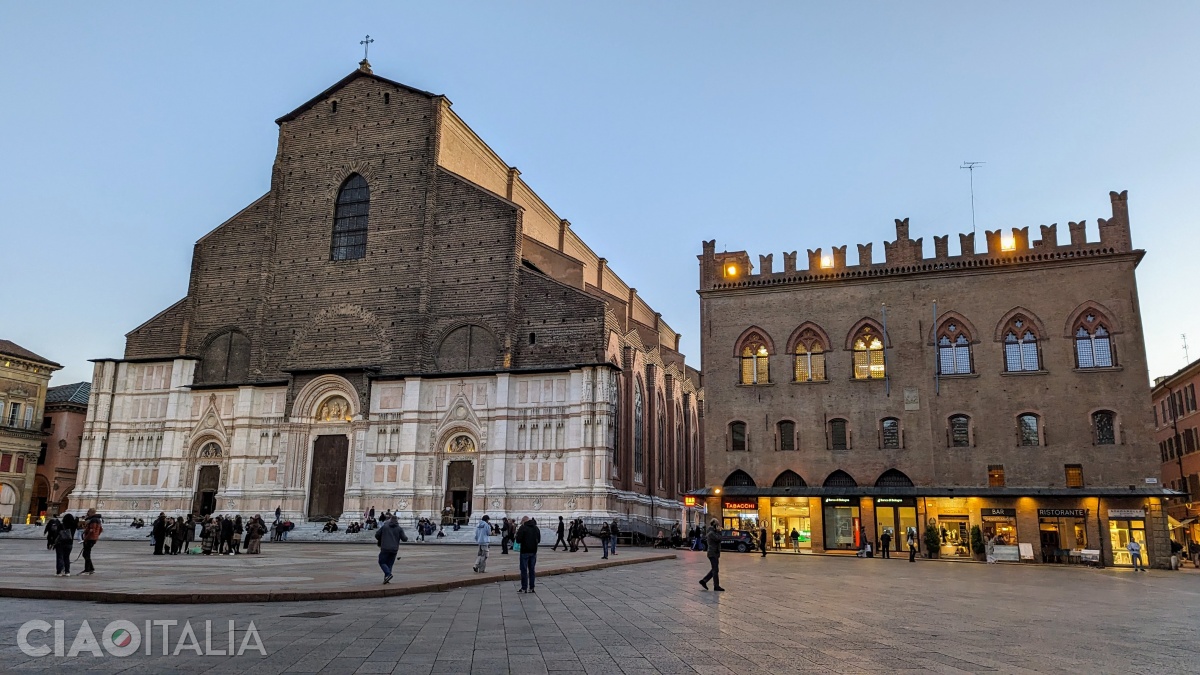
top-left (773, 470), bottom-right (806, 487)
top-left (633, 379), bottom-right (644, 482)
top-left (331, 174), bottom-right (369, 260)
top-left (1002, 315), bottom-right (1040, 371)
top-left (1075, 313), bottom-right (1114, 368)
top-left (724, 469), bottom-right (756, 487)
top-left (852, 327), bottom-right (885, 380)
top-left (937, 321), bottom-right (973, 375)
top-left (608, 372), bottom-right (620, 471)
top-left (823, 470), bottom-right (857, 488)
top-left (657, 401), bottom-right (666, 488)
top-left (739, 333), bottom-right (770, 384)
top-left (793, 329), bottom-right (827, 382)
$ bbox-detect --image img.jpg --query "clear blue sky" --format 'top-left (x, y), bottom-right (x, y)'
top-left (3, 3), bottom-right (1198, 386)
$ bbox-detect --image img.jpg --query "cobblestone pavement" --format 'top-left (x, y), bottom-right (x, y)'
top-left (1, 549), bottom-right (1197, 674)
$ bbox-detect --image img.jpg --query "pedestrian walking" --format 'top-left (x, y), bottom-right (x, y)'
top-left (500, 517), bottom-right (514, 554)
top-left (758, 525), bottom-right (768, 558)
top-left (576, 519), bottom-right (590, 552)
top-left (699, 519), bottom-right (724, 591)
top-left (53, 523), bottom-right (74, 576)
top-left (600, 523), bottom-right (612, 559)
top-left (1189, 540), bottom-right (1200, 569)
top-left (516, 516), bottom-right (541, 593)
top-left (374, 515), bottom-right (408, 584)
top-left (790, 528), bottom-right (800, 553)
top-left (275, 505), bottom-right (282, 522)
top-left (906, 526), bottom-right (917, 563)
top-left (610, 519), bottom-right (620, 555)
top-left (553, 515), bottom-right (567, 551)
top-left (880, 529), bottom-right (892, 559)
top-left (473, 515), bottom-right (492, 572)
top-left (1128, 538), bottom-right (1144, 571)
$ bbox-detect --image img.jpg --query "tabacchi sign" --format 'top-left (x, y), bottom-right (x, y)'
top-left (17, 620), bottom-right (266, 658)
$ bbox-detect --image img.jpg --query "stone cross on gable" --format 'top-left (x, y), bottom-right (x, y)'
top-left (360, 35), bottom-right (374, 60)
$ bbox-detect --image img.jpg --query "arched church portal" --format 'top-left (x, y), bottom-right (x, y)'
top-left (308, 435), bottom-right (350, 521)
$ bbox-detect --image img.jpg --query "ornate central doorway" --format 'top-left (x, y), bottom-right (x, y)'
top-left (192, 466), bottom-right (220, 515)
top-left (308, 435), bottom-right (349, 521)
top-left (444, 460), bottom-right (473, 526)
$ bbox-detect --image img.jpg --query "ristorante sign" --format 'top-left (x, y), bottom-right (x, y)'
top-left (1038, 509), bottom-right (1087, 518)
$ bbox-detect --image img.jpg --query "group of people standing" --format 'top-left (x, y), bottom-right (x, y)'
top-left (43, 508), bottom-right (104, 576)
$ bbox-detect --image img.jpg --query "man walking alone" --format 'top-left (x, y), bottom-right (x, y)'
top-left (553, 515), bottom-right (567, 551)
top-left (374, 515), bottom-right (408, 584)
top-left (699, 519), bottom-right (725, 591)
top-left (473, 515), bottom-right (492, 573)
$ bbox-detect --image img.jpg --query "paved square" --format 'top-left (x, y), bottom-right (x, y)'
top-left (0, 550), bottom-right (1196, 674)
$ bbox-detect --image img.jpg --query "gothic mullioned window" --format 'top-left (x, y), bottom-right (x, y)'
top-left (1002, 315), bottom-right (1041, 372)
top-left (331, 174), bottom-right (369, 260)
top-left (1074, 312), bottom-right (1114, 368)
top-left (657, 402), bottom-right (666, 488)
top-left (609, 372), bottom-right (619, 471)
top-left (793, 329), bottom-right (827, 382)
top-left (739, 332), bottom-right (771, 385)
top-left (852, 327), bottom-right (885, 379)
top-left (633, 379), bottom-right (644, 482)
top-left (937, 321), bottom-right (972, 375)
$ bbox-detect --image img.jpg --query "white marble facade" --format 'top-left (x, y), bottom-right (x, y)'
top-left (73, 358), bottom-right (679, 525)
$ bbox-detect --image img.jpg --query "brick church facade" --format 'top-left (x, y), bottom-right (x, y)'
top-left (696, 191), bottom-right (1178, 567)
top-left (75, 61), bottom-right (702, 529)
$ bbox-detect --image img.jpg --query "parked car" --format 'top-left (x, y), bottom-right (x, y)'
top-left (719, 529), bottom-right (756, 553)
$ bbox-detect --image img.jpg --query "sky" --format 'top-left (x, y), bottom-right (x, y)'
top-left (2, 2), bottom-right (1199, 387)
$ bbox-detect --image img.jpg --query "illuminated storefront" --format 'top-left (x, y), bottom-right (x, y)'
top-left (770, 497), bottom-right (812, 550)
top-left (1037, 508), bottom-right (1089, 563)
top-left (982, 507), bottom-right (1020, 562)
top-left (822, 497), bottom-right (860, 550)
top-left (1108, 508), bottom-right (1148, 567)
top-left (721, 497), bottom-right (759, 530)
top-left (874, 497), bottom-right (917, 554)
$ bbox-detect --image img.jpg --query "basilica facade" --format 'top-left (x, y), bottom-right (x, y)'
top-left (74, 61), bottom-right (702, 529)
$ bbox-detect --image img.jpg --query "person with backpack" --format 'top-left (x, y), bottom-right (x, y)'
top-left (515, 516), bottom-right (541, 593)
top-left (599, 523), bottom-right (612, 559)
top-left (77, 508), bottom-right (103, 575)
top-left (44, 515), bottom-right (61, 550)
top-left (53, 522), bottom-right (74, 576)
top-left (374, 515), bottom-right (409, 584)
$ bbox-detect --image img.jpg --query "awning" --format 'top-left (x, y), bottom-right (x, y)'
top-left (1168, 515), bottom-right (1182, 529)
top-left (1179, 518), bottom-right (1197, 527)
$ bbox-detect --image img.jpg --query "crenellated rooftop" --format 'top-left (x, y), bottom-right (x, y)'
top-left (699, 190), bottom-right (1139, 292)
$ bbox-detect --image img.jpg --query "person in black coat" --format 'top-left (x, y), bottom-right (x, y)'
top-left (61, 512), bottom-right (78, 539)
top-left (758, 525), bottom-right (768, 558)
top-left (151, 513), bottom-right (168, 555)
top-left (553, 516), bottom-right (567, 551)
top-left (44, 516), bottom-right (62, 550)
top-left (220, 515), bottom-right (235, 554)
top-left (515, 517), bottom-right (541, 593)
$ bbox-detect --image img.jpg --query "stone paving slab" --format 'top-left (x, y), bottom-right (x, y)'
top-left (1, 549), bottom-right (1197, 673)
top-left (0, 539), bottom-right (673, 603)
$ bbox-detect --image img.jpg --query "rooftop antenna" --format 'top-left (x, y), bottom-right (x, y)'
top-left (1184, 333), bottom-right (1190, 363)
top-left (960, 161), bottom-right (985, 238)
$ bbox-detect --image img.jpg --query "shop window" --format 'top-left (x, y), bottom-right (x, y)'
top-left (881, 417), bottom-right (901, 449)
top-left (948, 415), bottom-right (971, 447)
top-left (1092, 411), bottom-right (1116, 445)
top-left (729, 421), bottom-right (747, 452)
top-left (829, 418), bottom-right (849, 450)
top-left (738, 331), bottom-right (771, 385)
top-left (988, 465), bottom-right (1005, 487)
top-left (724, 469), bottom-right (756, 487)
top-left (1065, 464), bottom-right (1084, 488)
top-left (777, 420), bottom-right (796, 451)
top-left (331, 173), bottom-right (369, 260)
top-left (1074, 312), bottom-right (1114, 368)
top-left (937, 321), bottom-right (973, 375)
top-left (793, 329), bottom-right (827, 382)
top-left (773, 470), bottom-right (806, 487)
top-left (852, 326), bottom-right (885, 380)
top-left (1001, 315), bottom-right (1041, 371)
top-left (1017, 413), bottom-right (1040, 446)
